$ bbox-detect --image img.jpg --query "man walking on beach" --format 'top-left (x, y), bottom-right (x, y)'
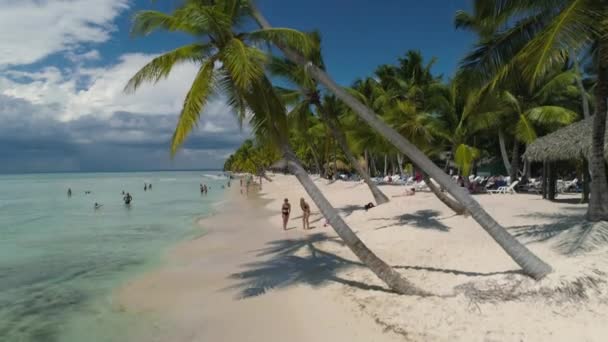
top-left (281, 198), bottom-right (291, 230)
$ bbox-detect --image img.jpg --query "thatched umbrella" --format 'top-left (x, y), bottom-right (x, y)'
top-left (524, 117), bottom-right (608, 162)
top-left (523, 117), bottom-right (607, 201)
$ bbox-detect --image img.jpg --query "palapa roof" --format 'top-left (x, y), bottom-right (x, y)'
top-left (524, 117), bottom-right (608, 162)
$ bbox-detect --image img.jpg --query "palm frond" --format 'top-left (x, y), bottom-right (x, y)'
top-left (525, 106), bottom-right (578, 125)
top-left (221, 38), bottom-right (267, 89)
top-left (246, 28), bottom-right (315, 56)
top-left (454, 143), bottom-right (479, 176)
top-left (515, 114), bottom-right (537, 144)
top-left (534, 69), bottom-right (577, 102)
top-left (215, 71), bottom-right (250, 127)
top-left (518, 0), bottom-right (598, 85)
top-left (500, 90), bottom-right (522, 114)
top-left (170, 59), bottom-right (216, 155)
top-left (124, 43), bottom-right (214, 93)
top-left (274, 86), bottom-right (303, 106)
top-left (130, 10), bottom-right (200, 36)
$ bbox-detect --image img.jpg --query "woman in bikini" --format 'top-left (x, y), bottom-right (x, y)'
top-left (281, 198), bottom-right (291, 230)
top-left (300, 198), bottom-right (311, 230)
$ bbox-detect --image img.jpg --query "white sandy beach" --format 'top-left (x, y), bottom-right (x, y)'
top-left (118, 174), bottom-right (608, 341)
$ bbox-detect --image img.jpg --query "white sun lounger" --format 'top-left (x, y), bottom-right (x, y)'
top-left (488, 180), bottom-right (519, 195)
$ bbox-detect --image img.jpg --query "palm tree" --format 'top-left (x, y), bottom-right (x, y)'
top-left (497, 69), bottom-right (579, 180)
top-left (270, 49), bottom-right (390, 204)
top-left (126, 0), bottom-right (422, 295)
top-left (248, 1), bottom-right (552, 279)
top-left (457, 0), bottom-right (608, 222)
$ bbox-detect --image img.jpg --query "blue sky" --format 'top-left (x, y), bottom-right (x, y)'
top-left (0, 0), bottom-right (474, 173)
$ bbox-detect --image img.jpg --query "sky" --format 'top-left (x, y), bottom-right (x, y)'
top-left (0, 0), bottom-right (473, 173)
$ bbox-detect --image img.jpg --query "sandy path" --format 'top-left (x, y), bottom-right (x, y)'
top-left (117, 187), bottom-right (403, 342)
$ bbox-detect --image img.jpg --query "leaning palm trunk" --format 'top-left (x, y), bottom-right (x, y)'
top-left (249, 4), bottom-right (552, 279)
top-left (383, 154), bottom-right (388, 176)
top-left (498, 128), bottom-right (512, 174)
top-left (397, 154), bottom-right (405, 176)
top-left (587, 41), bottom-right (608, 221)
top-left (571, 48), bottom-right (591, 119)
top-left (309, 143), bottom-right (322, 175)
top-left (280, 143), bottom-right (426, 295)
top-left (422, 173), bottom-right (467, 215)
top-left (510, 141), bottom-right (520, 182)
top-left (314, 103), bottom-right (389, 205)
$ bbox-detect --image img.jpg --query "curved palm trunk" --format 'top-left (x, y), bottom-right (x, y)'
top-left (422, 173), bottom-right (467, 215)
top-left (397, 154), bottom-right (405, 176)
top-left (280, 143), bottom-right (426, 295)
top-left (309, 142), bottom-right (322, 175)
top-left (571, 48), bottom-right (591, 119)
top-left (498, 128), bottom-right (512, 174)
top-left (314, 103), bottom-right (389, 205)
top-left (510, 141), bottom-right (520, 182)
top-left (383, 154), bottom-right (388, 176)
top-left (249, 5), bottom-right (552, 279)
top-left (587, 41), bottom-right (608, 221)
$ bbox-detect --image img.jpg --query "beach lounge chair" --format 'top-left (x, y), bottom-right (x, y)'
top-left (488, 180), bottom-right (519, 195)
top-left (414, 181), bottom-right (428, 192)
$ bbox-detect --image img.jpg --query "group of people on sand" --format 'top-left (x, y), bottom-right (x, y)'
top-left (239, 176), bottom-right (254, 195)
top-left (281, 197), bottom-right (315, 231)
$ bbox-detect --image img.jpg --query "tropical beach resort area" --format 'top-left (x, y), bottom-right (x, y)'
top-left (2, 1), bottom-right (608, 342)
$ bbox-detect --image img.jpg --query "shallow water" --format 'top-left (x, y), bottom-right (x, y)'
top-left (0, 171), bottom-right (228, 341)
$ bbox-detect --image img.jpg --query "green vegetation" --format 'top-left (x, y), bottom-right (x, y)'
top-left (127, 0), bottom-right (608, 285)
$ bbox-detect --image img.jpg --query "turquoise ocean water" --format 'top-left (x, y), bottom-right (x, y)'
top-left (0, 171), bottom-right (228, 342)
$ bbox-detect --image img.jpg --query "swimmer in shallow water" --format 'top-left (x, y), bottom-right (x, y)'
top-left (123, 193), bottom-right (132, 205)
top-left (94, 202), bottom-right (103, 210)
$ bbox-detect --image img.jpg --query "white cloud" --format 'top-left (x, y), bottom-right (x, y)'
top-left (65, 49), bottom-right (101, 63)
top-left (0, 0), bottom-right (129, 67)
top-left (0, 52), bottom-right (243, 136)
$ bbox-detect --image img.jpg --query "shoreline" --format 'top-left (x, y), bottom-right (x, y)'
top-left (116, 174), bottom-right (608, 341)
top-left (116, 180), bottom-right (403, 342)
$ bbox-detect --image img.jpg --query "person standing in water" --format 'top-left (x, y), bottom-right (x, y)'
top-left (281, 198), bottom-right (291, 230)
top-left (67, 188), bottom-right (72, 197)
top-left (148, 183), bottom-right (152, 190)
top-left (144, 183), bottom-right (147, 191)
top-left (124, 193), bottom-right (133, 205)
top-left (300, 198), bottom-right (311, 230)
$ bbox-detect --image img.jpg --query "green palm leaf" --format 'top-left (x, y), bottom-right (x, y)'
top-left (124, 43), bottom-right (214, 93)
top-left (215, 71), bottom-right (250, 127)
top-left (454, 143), bottom-right (479, 176)
top-left (500, 90), bottom-right (522, 114)
top-left (130, 10), bottom-right (200, 36)
top-left (525, 106), bottom-right (577, 125)
top-left (221, 38), bottom-right (267, 89)
top-left (533, 69), bottom-right (577, 102)
top-left (518, 0), bottom-right (598, 84)
top-left (515, 114), bottom-right (537, 144)
top-left (246, 28), bottom-right (315, 56)
top-left (171, 59), bottom-right (216, 155)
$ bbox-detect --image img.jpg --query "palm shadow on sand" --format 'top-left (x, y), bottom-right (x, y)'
top-left (224, 233), bottom-right (394, 299)
top-left (372, 209), bottom-right (450, 231)
top-left (224, 231), bottom-right (520, 299)
top-left (510, 208), bottom-right (608, 254)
